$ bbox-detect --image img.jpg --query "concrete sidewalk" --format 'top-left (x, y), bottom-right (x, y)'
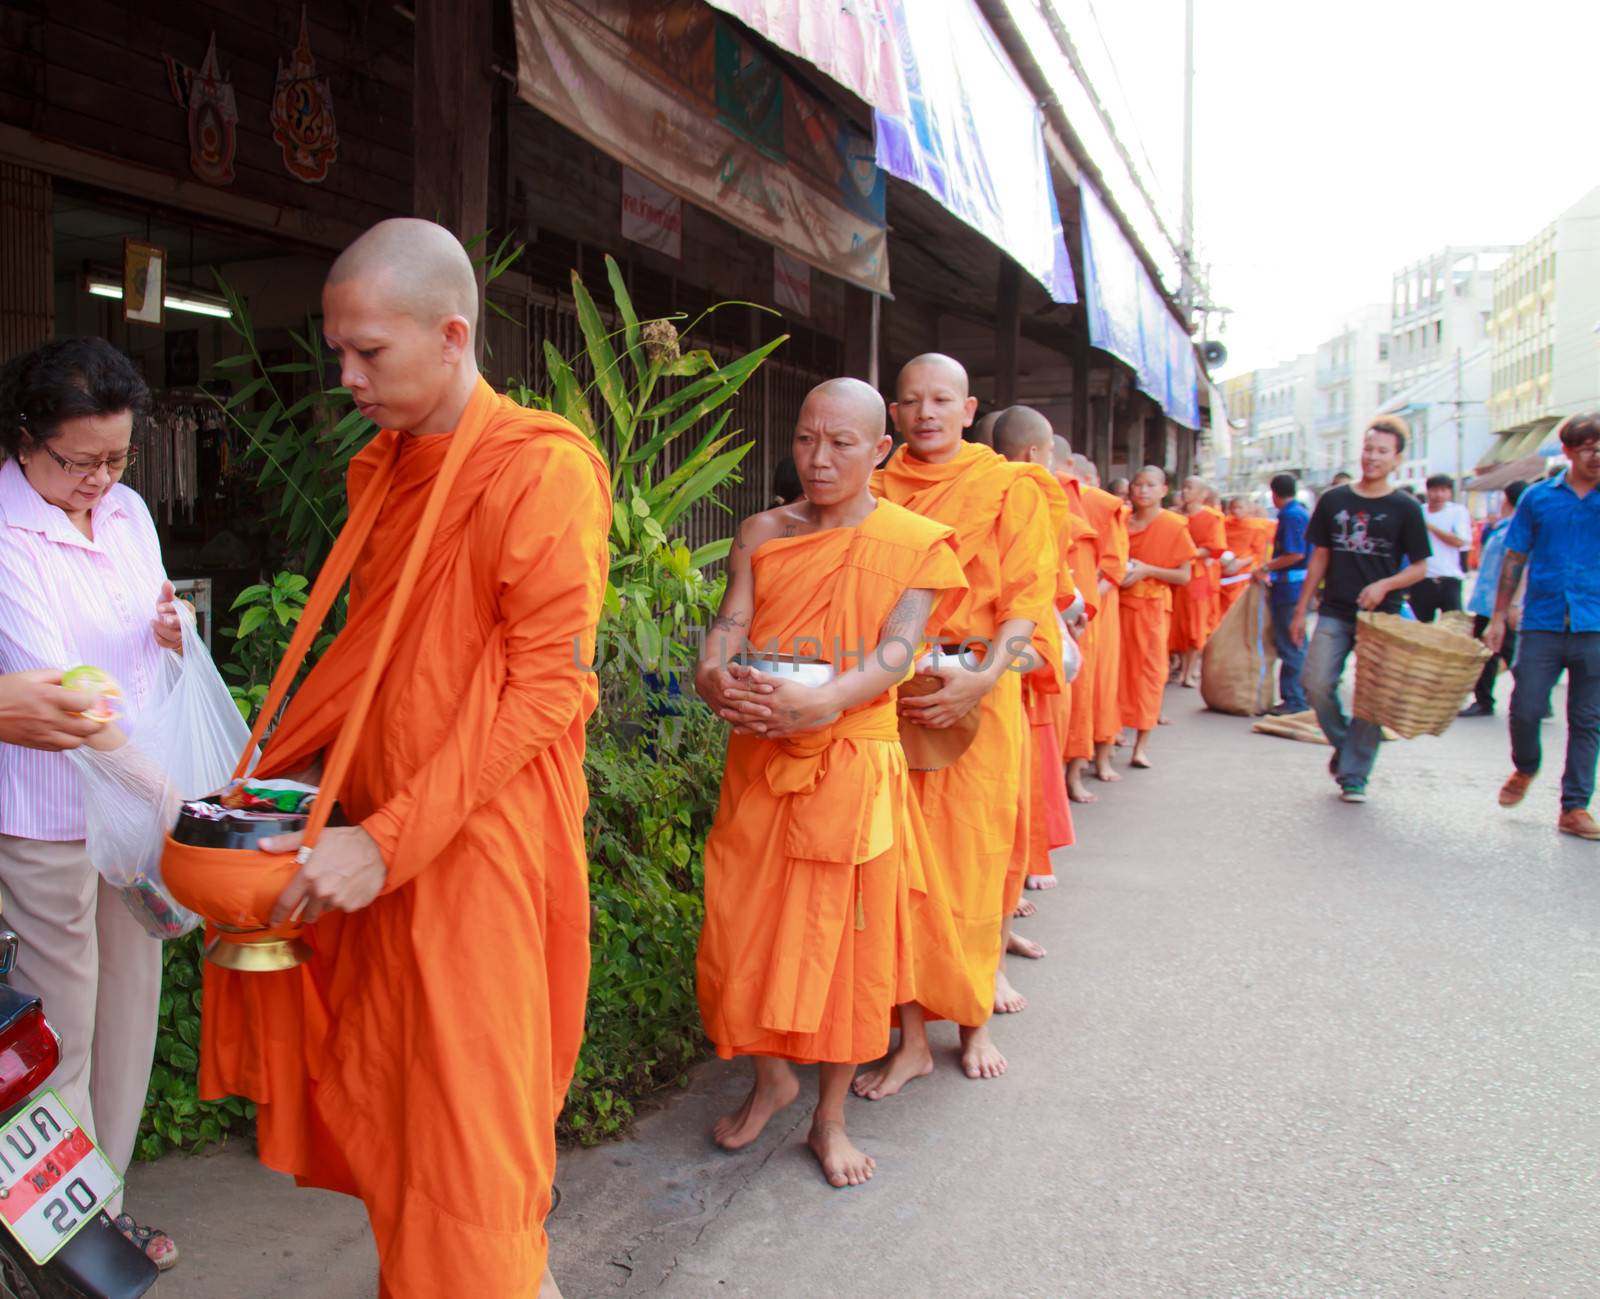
top-left (128, 685), bottom-right (1600, 1297)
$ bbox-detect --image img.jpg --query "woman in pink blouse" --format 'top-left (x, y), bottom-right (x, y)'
top-left (0, 338), bottom-right (182, 1271)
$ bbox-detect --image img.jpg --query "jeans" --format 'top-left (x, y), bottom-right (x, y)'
top-left (1304, 614), bottom-right (1383, 787)
top-left (1408, 576), bottom-right (1463, 623)
top-left (1268, 581), bottom-right (1307, 711)
top-left (1509, 630), bottom-right (1600, 810)
top-left (1471, 613), bottom-right (1516, 709)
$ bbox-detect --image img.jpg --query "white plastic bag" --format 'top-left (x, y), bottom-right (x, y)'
top-left (1057, 609), bottom-right (1084, 685)
top-left (67, 606), bottom-right (258, 939)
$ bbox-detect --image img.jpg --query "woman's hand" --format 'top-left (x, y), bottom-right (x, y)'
top-left (0, 670), bottom-right (98, 751)
top-left (153, 581), bottom-right (185, 654)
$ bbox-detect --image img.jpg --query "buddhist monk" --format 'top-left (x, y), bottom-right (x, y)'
top-left (1061, 447), bottom-right (1130, 791)
top-left (992, 407), bottom-right (1078, 966)
top-left (1218, 495), bottom-right (1271, 616)
top-left (1109, 476), bottom-right (1131, 505)
top-left (1170, 476), bottom-right (1227, 688)
top-left (693, 378), bottom-right (968, 1187)
top-left (198, 219), bottom-right (610, 1299)
top-left (1120, 466), bottom-right (1196, 770)
top-left (968, 409), bottom-right (1000, 447)
top-left (853, 355), bottom-right (1055, 1092)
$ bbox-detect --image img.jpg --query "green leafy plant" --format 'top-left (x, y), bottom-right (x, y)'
top-left (136, 934), bottom-right (256, 1160)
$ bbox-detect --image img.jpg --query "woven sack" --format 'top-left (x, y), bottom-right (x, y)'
top-left (1200, 580), bottom-right (1278, 716)
top-left (1352, 612), bottom-right (1490, 739)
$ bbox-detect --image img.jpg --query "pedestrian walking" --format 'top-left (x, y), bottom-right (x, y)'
top-left (1486, 414), bottom-right (1600, 839)
top-left (1409, 474), bottom-right (1473, 622)
top-left (1291, 417), bottom-right (1432, 803)
top-left (1459, 480), bottom-right (1526, 717)
top-left (1258, 473), bottom-right (1309, 714)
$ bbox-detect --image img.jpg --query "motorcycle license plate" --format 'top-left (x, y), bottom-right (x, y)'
top-left (0, 1091), bottom-right (121, 1265)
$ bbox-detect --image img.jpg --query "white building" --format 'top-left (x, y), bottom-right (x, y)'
top-left (1385, 245), bottom-right (1512, 485)
top-left (1237, 354), bottom-right (1315, 488)
top-left (1311, 304), bottom-right (1390, 486)
top-left (1489, 182), bottom-right (1600, 431)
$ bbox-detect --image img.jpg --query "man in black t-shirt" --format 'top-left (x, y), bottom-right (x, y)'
top-left (1291, 417), bottom-right (1431, 802)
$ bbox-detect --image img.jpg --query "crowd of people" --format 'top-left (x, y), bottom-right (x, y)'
top-left (0, 215), bottom-right (1594, 1297)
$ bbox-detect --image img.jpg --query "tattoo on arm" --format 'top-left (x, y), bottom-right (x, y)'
top-left (1494, 552), bottom-right (1527, 615)
top-left (882, 587), bottom-right (936, 644)
top-left (710, 610), bottom-right (749, 633)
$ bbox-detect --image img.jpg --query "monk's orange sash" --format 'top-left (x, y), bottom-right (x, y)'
top-left (763, 701), bottom-right (900, 867)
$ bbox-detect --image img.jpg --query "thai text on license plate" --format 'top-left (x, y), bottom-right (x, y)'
top-left (0, 1090), bottom-right (121, 1264)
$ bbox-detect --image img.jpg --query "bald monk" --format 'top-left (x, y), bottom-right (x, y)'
top-left (1061, 446), bottom-right (1130, 791)
top-left (199, 220), bottom-right (610, 1299)
top-left (854, 354), bottom-right (1055, 1092)
top-left (693, 378), bottom-right (967, 1187)
top-left (1109, 476), bottom-right (1131, 505)
top-left (968, 409), bottom-right (1000, 447)
top-left (1119, 466), bottom-right (1196, 770)
top-left (992, 407), bottom-right (1078, 968)
top-left (1170, 476), bottom-right (1227, 688)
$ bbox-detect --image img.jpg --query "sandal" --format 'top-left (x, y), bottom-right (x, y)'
top-left (113, 1213), bottom-right (179, 1272)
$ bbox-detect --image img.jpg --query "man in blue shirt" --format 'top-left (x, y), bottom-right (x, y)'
top-left (1257, 473), bottom-right (1309, 713)
top-left (1459, 479), bottom-right (1527, 717)
top-left (1487, 414), bottom-right (1600, 839)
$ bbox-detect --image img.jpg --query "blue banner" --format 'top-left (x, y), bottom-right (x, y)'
top-left (1080, 184), bottom-right (1198, 429)
top-left (873, 0), bottom-right (1076, 304)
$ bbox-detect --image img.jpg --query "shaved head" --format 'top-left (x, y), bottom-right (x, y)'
top-left (897, 352), bottom-right (969, 398)
top-left (992, 405), bottom-right (1054, 462)
top-left (327, 218), bottom-right (478, 326)
top-left (1071, 453), bottom-right (1099, 486)
top-left (1053, 434), bottom-right (1073, 464)
top-left (969, 410), bottom-right (1000, 446)
top-left (800, 377), bottom-right (885, 438)
top-left (1136, 465), bottom-right (1169, 486)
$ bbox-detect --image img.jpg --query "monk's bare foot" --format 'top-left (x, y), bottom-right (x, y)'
top-left (1114, 730), bottom-right (1131, 748)
top-left (1158, 714), bottom-right (1173, 726)
top-left (853, 1043), bottom-right (934, 1100)
top-left (712, 1065), bottom-right (799, 1149)
top-left (808, 1117), bottom-right (875, 1189)
top-left (1093, 764), bottom-right (1122, 782)
top-left (1181, 676), bottom-right (1198, 689)
top-left (994, 969), bottom-right (1027, 1014)
top-left (539, 1266), bottom-right (564, 1299)
top-left (1013, 895), bottom-right (1037, 917)
top-left (1025, 873), bottom-right (1057, 891)
top-left (1130, 748), bottom-right (1153, 770)
top-left (1067, 774), bottom-right (1097, 802)
top-left (1008, 931), bottom-right (1047, 960)
top-left (959, 1024), bottom-right (1008, 1079)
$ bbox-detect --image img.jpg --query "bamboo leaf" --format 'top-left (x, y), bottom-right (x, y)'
top-left (657, 444), bottom-right (753, 529)
top-left (572, 272), bottom-right (632, 449)
top-left (689, 538), bottom-right (732, 569)
top-left (224, 377), bottom-right (267, 409)
top-left (604, 255), bottom-right (644, 375)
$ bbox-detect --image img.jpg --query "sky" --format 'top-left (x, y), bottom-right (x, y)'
top-left (1032, 0), bottom-right (1600, 378)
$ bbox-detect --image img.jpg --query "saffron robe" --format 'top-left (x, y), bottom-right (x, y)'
top-left (1003, 464), bottom-right (1075, 899)
top-left (1120, 509), bottom-right (1198, 732)
top-left (1218, 516), bottom-right (1275, 616)
top-left (1080, 486), bottom-right (1130, 746)
top-left (873, 442), bottom-right (1056, 1024)
top-left (1051, 471), bottom-right (1103, 763)
top-left (198, 380), bottom-right (611, 1296)
top-left (1170, 504), bottom-right (1227, 652)
top-left (696, 502), bottom-right (970, 1062)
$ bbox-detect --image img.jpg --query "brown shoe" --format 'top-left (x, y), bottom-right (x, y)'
top-left (1499, 771), bottom-right (1535, 807)
top-left (1558, 808), bottom-right (1600, 840)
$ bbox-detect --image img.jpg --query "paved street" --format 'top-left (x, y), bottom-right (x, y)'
top-left (130, 682), bottom-right (1600, 1298)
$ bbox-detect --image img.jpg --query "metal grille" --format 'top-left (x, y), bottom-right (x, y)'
top-left (0, 165), bottom-right (52, 360)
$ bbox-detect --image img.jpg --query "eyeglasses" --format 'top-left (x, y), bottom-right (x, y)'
top-left (39, 442), bottom-right (138, 477)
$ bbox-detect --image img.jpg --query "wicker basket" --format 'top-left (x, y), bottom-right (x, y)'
top-left (1437, 609), bottom-right (1475, 640)
top-left (1352, 612), bottom-right (1491, 739)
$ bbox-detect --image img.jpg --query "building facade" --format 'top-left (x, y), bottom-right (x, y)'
top-left (1311, 304), bottom-right (1389, 486)
top-left (1231, 354), bottom-right (1314, 492)
top-left (1489, 182), bottom-right (1600, 432)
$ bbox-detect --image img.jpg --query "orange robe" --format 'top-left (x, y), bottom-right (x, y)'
top-left (1217, 516), bottom-right (1274, 616)
top-left (1080, 487), bottom-right (1130, 746)
top-left (696, 502), bottom-right (969, 1062)
top-left (1120, 509), bottom-right (1198, 732)
top-left (872, 443), bottom-right (1056, 1025)
top-left (1051, 471), bottom-right (1102, 763)
top-left (1170, 505), bottom-right (1227, 652)
top-left (1003, 464), bottom-right (1074, 903)
top-left (198, 381), bottom-right (611, 1294)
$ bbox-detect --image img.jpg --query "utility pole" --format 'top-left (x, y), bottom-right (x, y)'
top-left (1180, 0), bottom-right (1195, 317)
top-left (1454, 346), bottom-right (1464, 483)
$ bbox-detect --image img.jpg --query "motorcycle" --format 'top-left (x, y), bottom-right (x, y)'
top-left (0, 906), bottom-right (157, 1299)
